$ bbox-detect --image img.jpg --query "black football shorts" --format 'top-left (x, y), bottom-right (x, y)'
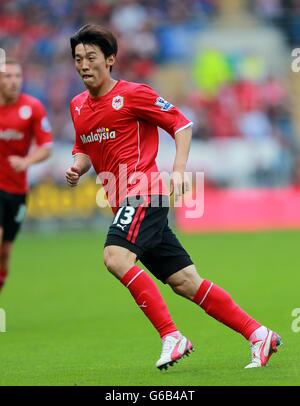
top-left (104, 195), bottom-right (193, 282)
top-left (0, 189), bottom-right (27, 242)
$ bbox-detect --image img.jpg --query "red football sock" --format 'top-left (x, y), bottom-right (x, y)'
top-left (0, 268), bottom-right (7, 291)
top-left (121, 265), bottom-right (177, 338)
top-left (193, 280), bottom-right (261, 340)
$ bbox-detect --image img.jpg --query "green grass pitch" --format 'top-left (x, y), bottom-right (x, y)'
top-left (0, 229), bottom-right (299, 386)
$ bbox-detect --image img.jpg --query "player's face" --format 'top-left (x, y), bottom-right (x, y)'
top-left (74, 44), bottom-right (115, 90)
top-left (0, 63), bottom-right (23, 102)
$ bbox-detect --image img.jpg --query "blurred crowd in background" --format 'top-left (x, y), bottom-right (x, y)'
top-left (1, 0), bottom-right (300, 190)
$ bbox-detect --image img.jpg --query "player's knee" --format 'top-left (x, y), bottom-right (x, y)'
top-left (0, 256), bottom-right (10, 270)
top-left (103, 246), bottom-right (135, 278)
top-left (0, 244), bottom-right (11, 268)
top-left (103, 249), bottom-right (117, 273)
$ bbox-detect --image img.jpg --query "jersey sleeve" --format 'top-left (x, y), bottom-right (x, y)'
top-left (31, 100), bottom-right (53, 146)
top-left (70, 103), bottom-right (86, 156)
top-left (129, 84), bottom-right (193, 137)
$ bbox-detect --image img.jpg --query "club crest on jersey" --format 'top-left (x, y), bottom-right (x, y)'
top-left (19, 105), bottom-right (32, 120)
top-left (155, 97), bottom-right (173, 111)
top-left (112, 95), bottom-right (124, 110)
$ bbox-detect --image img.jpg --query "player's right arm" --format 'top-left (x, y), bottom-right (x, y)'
top-left (65, 153), bottom-right (91, 187)
top-left (67, 97), bottom-right (91, 187)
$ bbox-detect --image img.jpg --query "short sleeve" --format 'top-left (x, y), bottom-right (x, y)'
top-left (31, 100), bottom-right (53, 146)
top-left (129, 84), bottom-right (193, 137)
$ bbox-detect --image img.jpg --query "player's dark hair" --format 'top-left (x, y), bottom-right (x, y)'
top-left (70, 24), bottom-right (118, 72)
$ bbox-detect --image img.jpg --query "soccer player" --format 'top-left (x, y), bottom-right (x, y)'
top-left (0, 59), bottom-right (53, 291)
top-left (65, 24), bottom-right (281, 370)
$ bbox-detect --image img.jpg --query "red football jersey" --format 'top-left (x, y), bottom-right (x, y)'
top-left (70, 80), bottom-right (192, 212)
top-left (0, 93), bottom-right (53, 194)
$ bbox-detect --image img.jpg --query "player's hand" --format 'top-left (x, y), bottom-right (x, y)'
top-left (65, 166), bottom-right (81, 187)
top-left (8, 156), bottom-right (30, 172)
top-left (170, 168), bottom-right (191, 202)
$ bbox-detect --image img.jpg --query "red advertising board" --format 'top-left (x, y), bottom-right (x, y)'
top-left (176, 187), bottom-right (300, 232)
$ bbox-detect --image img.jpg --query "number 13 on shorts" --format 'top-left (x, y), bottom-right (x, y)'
top-left (113, 206), bottom-right (136, 229)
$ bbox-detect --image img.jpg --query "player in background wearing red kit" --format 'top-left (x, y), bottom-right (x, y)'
top-left (0, 59), bottom-right (53, 291)
top-left (65, 25), bottom-right (281, 370)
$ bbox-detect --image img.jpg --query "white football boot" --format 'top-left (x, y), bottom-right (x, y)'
top-left (156, 334), bottom-right (194, 370)
top-left (245, 329), bottom-right (282, 369)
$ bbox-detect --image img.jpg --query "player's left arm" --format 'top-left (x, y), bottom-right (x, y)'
top-left (172, 125), bottom-right (192, 201)
top-left (8, 100), bottom-right (53, 172)
top-left (130, 84), bottom-right (193, 200)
